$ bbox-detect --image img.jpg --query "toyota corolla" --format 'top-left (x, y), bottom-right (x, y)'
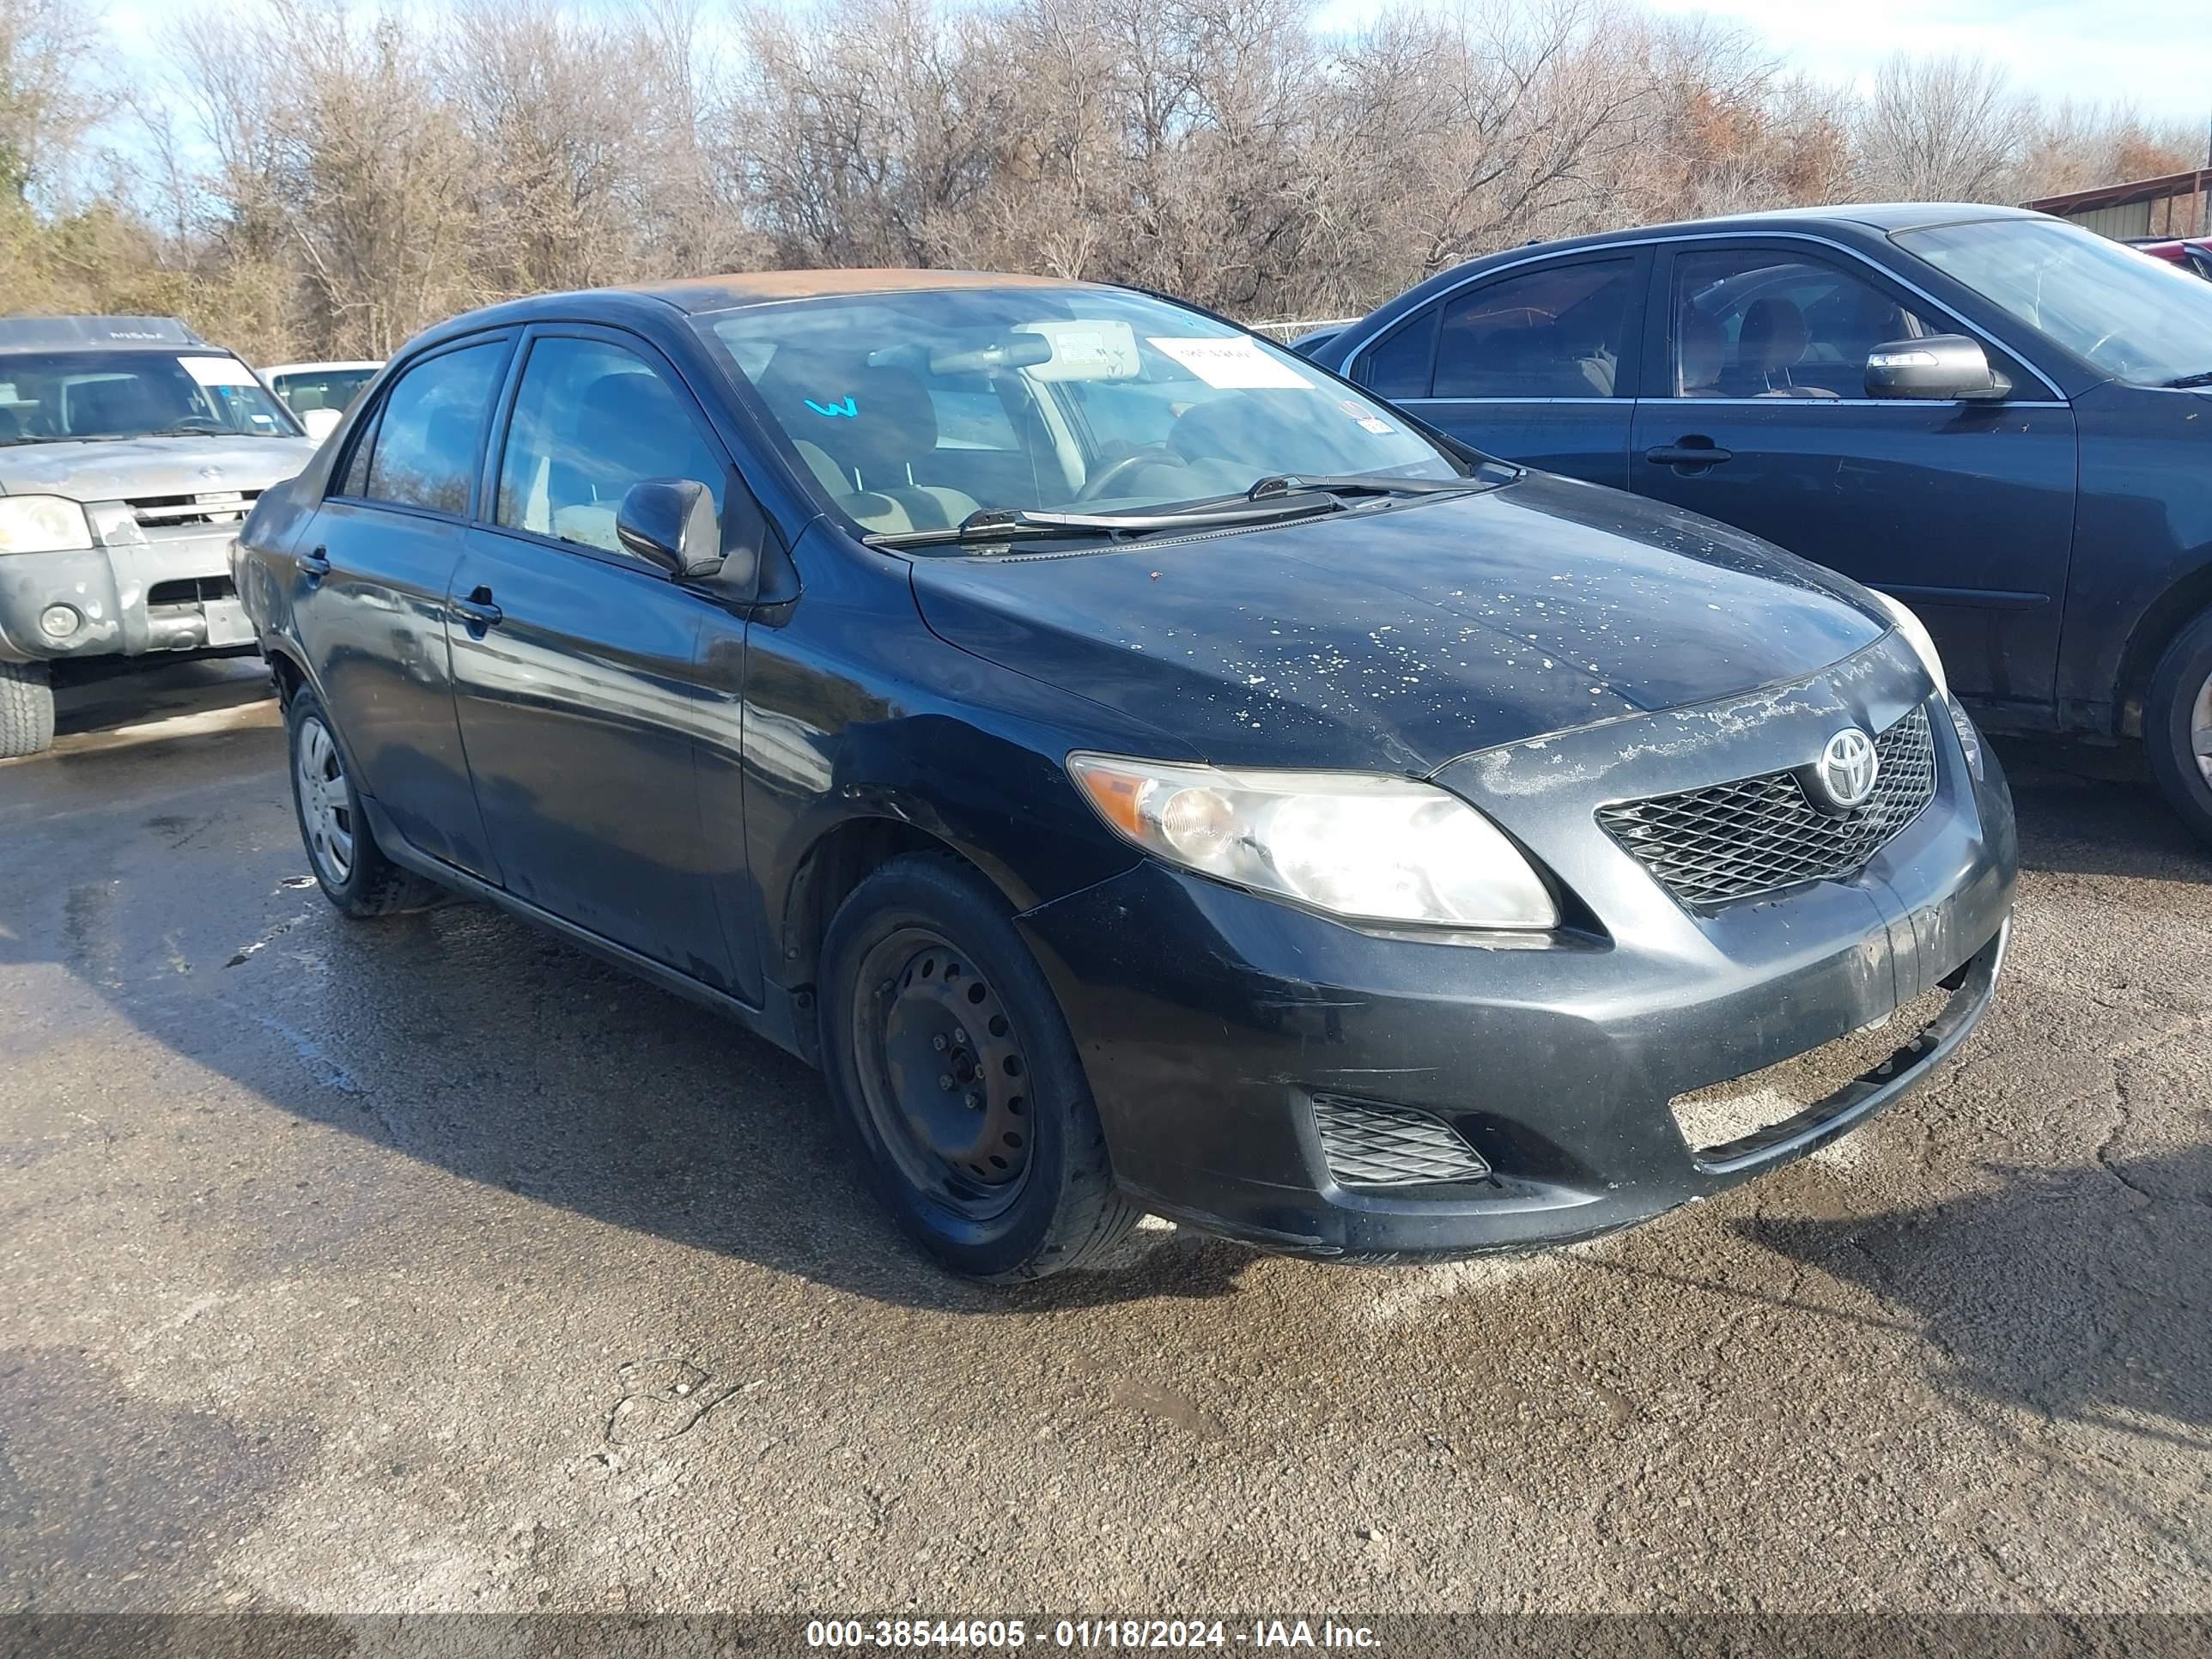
top-left (232, 270), bottom-right (2016, 1280)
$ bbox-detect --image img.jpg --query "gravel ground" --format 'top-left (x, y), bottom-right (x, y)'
top-left (0, 659), bottom-right (2205, 1630)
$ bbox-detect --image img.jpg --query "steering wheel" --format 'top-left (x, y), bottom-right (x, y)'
top-left (1075, 445), bottom-right (1185, 504)
top-left (164, 415), bottom-right (225, 434)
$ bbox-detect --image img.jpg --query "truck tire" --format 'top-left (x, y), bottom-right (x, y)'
top-left (0, 660), bottom-right (56, 759)
top-left (2146, 609), bottom-right (2212, 849)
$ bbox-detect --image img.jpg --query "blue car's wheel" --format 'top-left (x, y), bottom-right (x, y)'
top-left (2148, 610), bottom-right (2212, 850)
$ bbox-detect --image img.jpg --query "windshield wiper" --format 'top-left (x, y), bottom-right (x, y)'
top-left (866, 494), bottom-right (1348, 550)
top-left (2160, 369), bottom-right (2212, 389)
top-left (1243, 472), bottom-right (1489, 501)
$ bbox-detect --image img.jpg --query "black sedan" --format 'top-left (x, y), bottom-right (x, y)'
top-left (1310, 204), bottom-right (2212, 843)
top-left (234, 270), bottom-right (2015, 1279)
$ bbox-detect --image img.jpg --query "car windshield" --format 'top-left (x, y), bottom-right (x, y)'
top-left (0, 350), bottom-right (301, 444)
top-left (1893, 217), bottom-right (2212, 387)
top-left (270, 366), bottom-right (378, 418)
top-left (693, 286), bottom-right (1467, 544)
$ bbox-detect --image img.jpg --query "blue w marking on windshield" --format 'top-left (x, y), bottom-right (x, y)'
top-left (805, 397), bottom-right (857, 417)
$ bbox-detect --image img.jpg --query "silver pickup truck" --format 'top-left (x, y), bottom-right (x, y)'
top-left (0, 316), bottom-right (319, 756)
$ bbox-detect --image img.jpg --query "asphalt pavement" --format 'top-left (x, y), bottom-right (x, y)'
top-left (1, 658), bottom-right (2206, 1626)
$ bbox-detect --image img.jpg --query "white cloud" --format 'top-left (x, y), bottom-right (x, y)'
top-left (1649, 0), bottom-right (2212, 127)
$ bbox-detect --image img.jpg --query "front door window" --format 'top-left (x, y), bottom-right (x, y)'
top-left (1668, 251), bottom-right (1935, 400)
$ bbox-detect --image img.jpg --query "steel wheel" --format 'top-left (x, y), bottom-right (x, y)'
top-left (848, 925), bottom-right (1035, 1222)
top-left (295, 714), bottom-right (356, 885)
top-left (2192, 670), bottom-right (2212, 789)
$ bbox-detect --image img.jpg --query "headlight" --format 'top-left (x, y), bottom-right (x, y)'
top-left (1948, 702), bottom-right (1985, 782)
top-left (1067, 753), bottom-right (1559, 929)
top-left (1866, 588), bottom-right (1947, 702)
top-left (0, 495), bottom-right (94, 555)
top-left (1866, 589), bottom-right (1984, 780)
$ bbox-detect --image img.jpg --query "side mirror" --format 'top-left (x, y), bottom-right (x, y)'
top-left (301, 408), bottom-right (342, 443)
top-left (1864, 334), bottom-right (2008, 401)
top-left (617, 478), bottom-right (724, 580)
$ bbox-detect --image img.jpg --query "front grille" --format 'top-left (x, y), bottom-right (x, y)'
top-left (1313, 1095), bottom-right (1491, 1188)
top-left (129, 489), bottom-right (259, 528)
top-left (147, 575), bottom-right (236, 606)
top-left (1596, 706), bottom-right (1937, 908)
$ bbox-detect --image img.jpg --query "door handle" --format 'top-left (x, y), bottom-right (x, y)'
top-left (453, 586), bottom-right (503, 635)
top-left (1644, 441), bottom-right (1733, 470)
top-left (299, 545), bottom-right (330, 582)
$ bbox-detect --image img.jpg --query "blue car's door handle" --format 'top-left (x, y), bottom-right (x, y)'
top-left (1644, 442), bottom-right (1733, 469)
top-left (453, 586), bottom-right (503, 635)
top-left (298, 545), bottom-right (330, 581)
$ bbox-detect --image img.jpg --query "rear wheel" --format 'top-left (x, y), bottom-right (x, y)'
top-left (818, 854), bottom-right (1139, 1280)
top-left (284, 685), bottom-right (442, 916)
top-left (2145, 611), bottom-right (2212, 849)
top-left (0, 660), bottom-right (55, 758)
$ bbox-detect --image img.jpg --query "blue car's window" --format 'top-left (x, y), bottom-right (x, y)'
top-left (1431, 259), bottom-right (1637, 399)
top-left (1358, 307), bottom-right (1440, 400)
top-left (1896, 216), bottom-right (2212, 387)
top-left (495, 336), bottom-right (726, 556)
top-left (356, 340), bottom-right (506, 515)
top-left (1670, 250), bottom-right (1934, 399)
top-left (695, 287), bottom-right (1460, 541)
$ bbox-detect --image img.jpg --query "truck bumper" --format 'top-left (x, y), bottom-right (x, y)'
top-left (0, 532), bottom-right (252, 665)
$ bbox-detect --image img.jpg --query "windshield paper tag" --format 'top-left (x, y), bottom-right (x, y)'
top-left (181, 356), bottom-right (261, 389)
top-left (1147, 337), bottom-right (1313, 390)
top-left (1339, 398), bottom-right (1393, 434)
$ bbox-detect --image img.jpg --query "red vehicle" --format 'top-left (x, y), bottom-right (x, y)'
top-left (2128, 237), bottom-right (2212, 280)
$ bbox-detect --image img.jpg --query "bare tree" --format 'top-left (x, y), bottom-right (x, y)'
top-left (12, 0), bottom-right (2202, 356)
top-left (1856, 52), bottom-right (2026, 202)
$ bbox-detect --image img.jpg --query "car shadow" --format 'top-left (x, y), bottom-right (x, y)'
top-left (0, 715), bottom-right (1258, 1315)
top-left (48, 653), bottom-right (273, 740)
top-left (1993, 735), bottom-right (2212, 884)
top-left (1735, 1144), bottom-right (2211, 1437)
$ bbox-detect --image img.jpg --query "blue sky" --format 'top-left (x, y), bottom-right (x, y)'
top-left (104, 0), bottom-right (2212, 131)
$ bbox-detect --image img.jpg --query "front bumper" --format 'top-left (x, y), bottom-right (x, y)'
top-left (1018, 638), bottom-right (2017, 1260)
top-left (0, 533), bottom-right (252, 664)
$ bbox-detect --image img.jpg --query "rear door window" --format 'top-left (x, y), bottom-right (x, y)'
top-left (356, 340), bottom-right (507, 514)
top-left (1355, 307), bottom-right (1441, 399)
top-left (1431, 259), bottom-right (1638, 398)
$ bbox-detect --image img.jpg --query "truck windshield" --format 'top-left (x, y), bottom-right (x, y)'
top-left (694, 286), bottom-right (1465, 544)
top-left (0, 351), bottom-right (301, 444)
top-left (1894, 217), bottom-right (2212, 387)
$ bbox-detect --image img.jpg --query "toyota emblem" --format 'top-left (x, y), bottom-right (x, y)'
top-left (1814, 728), bottom-right (1880, 810)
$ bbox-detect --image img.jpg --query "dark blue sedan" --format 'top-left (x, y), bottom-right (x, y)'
top-left (233, 270), bottom-right (2013, 1279)
top-left (1313, 204), bottom-right (2212, 842)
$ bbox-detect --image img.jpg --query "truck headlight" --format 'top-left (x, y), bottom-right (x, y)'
top-left (0, 495), bottom-right (94, 555)
top-left (1068, 754), bottom-right (1559, 929)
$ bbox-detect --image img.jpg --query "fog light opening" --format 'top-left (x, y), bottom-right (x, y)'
top-left (37, 604), bottom-right (81, 640)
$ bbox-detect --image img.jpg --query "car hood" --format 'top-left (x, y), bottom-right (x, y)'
top-left (0, 435), bottom-right (320, 501)
top-left (910, 472), bottom-right (1889, 773)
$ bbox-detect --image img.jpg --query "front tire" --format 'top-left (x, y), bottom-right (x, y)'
top-left (284, 685), bottom-right (442, 916)
top-left (0, 660), bottom-right (55, 758)
top-left (2145, 611), bottom-right (2212, 849)
top-left (818, 854), bottom-right (1140, 1281)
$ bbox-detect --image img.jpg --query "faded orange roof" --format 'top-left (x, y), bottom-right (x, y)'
top-left (627, 267), bottom-right (1096, 312)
